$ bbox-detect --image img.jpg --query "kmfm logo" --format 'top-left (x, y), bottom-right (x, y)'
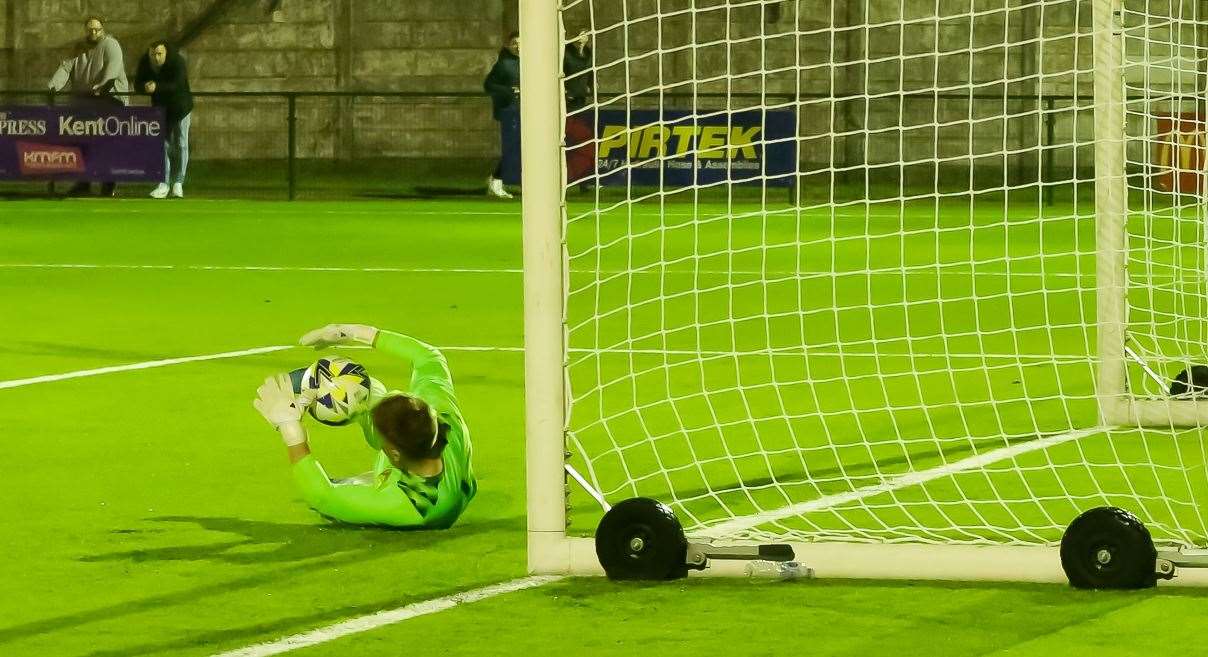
top-left (598, 124), bottom-right (761, 160)
top-left (17, 141), bottom-right (85, 175)
top-left (1154, 113), bottom-right (1205, 194)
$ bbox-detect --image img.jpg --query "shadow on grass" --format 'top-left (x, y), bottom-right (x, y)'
top-left (0, 340), bottom-right (185, 365)
top-left (0, 515), bottom-right (523, 647)
top-left (79, 515), bottom-right (458, 565)
top-left (0, 190), bottom-right (62, 200)
top-left (358, 185), bottom-right (486, 200)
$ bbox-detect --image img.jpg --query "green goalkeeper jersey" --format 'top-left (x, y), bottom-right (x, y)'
top-left (290, 330), bottom-right (477, 529)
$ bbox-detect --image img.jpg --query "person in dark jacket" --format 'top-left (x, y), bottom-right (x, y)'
top-left (564, 29), bottom-right (594, 112)
top-left (482, 31), bottom-right (520, 198)
top-left (135, 40), bottom-right (194, 199)
top-left (564, 29), bottom-right (597, 190)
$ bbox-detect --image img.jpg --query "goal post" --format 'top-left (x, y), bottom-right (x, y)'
top-left (523, 0), bottom-right (1208, 583)
top-left (1094, 0), bottom-right (1131, 428)
top-left (520, 0), bottom-right (571, 575)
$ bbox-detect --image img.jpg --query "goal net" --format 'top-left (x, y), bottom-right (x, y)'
top-left (528, 0), bottom-right (1208, 567)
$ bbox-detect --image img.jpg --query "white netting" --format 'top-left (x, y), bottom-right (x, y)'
top-left (556, 0), bottom-right (1208, 547)
top-left (1122, 0), bottom-right (1208, 393)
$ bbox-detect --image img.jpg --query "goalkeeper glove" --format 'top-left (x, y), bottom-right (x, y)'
top-left (298, 324), bottom-right (378, 349)
top-left (253, 373), bottom-right (315, 447)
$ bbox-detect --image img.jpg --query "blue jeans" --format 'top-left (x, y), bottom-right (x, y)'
top-left (495, 105), bottom-right (521, 184)
top-left (164, 113), bottom-right (191, 185)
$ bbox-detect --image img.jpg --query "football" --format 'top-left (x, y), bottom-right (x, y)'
top-left (302, 356), bottom-right (372, 426)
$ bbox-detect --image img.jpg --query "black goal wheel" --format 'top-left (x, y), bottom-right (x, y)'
top-left (1170, 365), bottom-right (1208, 397)
top-left (1060, 506), bottom-right (1157, 589)
top-left (595, 497), bottom-right (689, 581)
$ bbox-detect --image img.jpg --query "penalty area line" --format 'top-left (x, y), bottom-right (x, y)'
top-left (0, 343), bottom-right (1080, 391)
top-left (211, 575), bottom-right (563, 657)
top-left (0, 345), bottom-right (294, 390)
top-left (0, 344), bottom-right (525, 390)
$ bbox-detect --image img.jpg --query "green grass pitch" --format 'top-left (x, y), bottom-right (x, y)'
top-left (3, 196), bottom-right (1208, 657)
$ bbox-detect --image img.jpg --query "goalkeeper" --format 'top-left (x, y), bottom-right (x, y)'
top-left (253, 324), bottom-right (476, 529)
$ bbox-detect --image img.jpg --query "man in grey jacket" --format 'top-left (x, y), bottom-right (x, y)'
top-left (48, 16), bottom-right (129, 197)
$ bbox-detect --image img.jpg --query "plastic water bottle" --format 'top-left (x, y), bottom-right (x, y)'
top-left (744, 560), bottom-right (812, 580)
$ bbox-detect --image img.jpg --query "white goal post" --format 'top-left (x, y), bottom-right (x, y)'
top-left (523, 0), bottom-right (1208, 583)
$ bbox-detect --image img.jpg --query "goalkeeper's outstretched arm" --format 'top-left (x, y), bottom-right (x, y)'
top-left (299, 323), bottom-right (456, 411)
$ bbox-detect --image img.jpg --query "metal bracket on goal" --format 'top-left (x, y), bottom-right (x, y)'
top-left (1156, 547), bottom-right (1208, 579)
top-left (685, 542), bottom-right (796, 570)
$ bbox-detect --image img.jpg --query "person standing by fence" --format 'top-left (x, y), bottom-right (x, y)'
top-left (483, 31), bottom-right (520, 199)
top-left (47, 15), bottom-right (129, 197)
top-left (564, 29), bottom-right (594, 112)
top-left (136, 40), bottom-right (194, 199)
top-left (564, 29), bottom-right (596, 191)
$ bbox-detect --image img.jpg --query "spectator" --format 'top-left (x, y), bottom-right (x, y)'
top-left (136, 40), bottom-right (194, 199)
top-left (564, 29), bottom-right (594, 112)
top-left (483, 31), bottom-right (520, 199)
top-left (564, 29), bottom-right (596, 191)
top-left (47, 15), bottom-right (129, 197)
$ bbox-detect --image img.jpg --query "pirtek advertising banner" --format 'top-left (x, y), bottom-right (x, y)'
top-left (565, 109), bottom-right (796, 187)
top-left (0, 105), bottom-right (165, 181)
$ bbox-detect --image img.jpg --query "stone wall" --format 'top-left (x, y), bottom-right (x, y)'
top-left (0, 0), bottom-right (1198, 188)
top-left (0, 0), bottom-right (512, 162)
top-left (564, 0), bottom-right (1102, 190)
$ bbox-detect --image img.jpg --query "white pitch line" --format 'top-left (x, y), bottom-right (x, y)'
top-left (0, 345), bottom-right (295, 390)
top-left (0, 263), bottom-right (523, 274)
top-left (6, 204), bottom-right (524, 217)
top-left (0, 344), bottom-right (531, 390)
top-left (566, 347), bottom-right (1087, 361)
top-left (16, 204), bottom-right (913, 219)
top-left (0, 344), bottom-right (1083, 392)
top-left (696, 426), bottom-right (1104, 539)
top-left (211, 575), bottom-right (563, 657)
top-left (442, 345), bottom-right (524, 352)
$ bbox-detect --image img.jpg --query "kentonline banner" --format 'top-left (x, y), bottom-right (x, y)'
top-left (0, 105), bottom-right (164, 181)
top-left (565, 109), bottom-right (797, 187)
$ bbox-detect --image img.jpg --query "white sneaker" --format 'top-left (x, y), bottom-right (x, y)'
top-left (171, 183), bottom-right (184, 198)
top-left (487, 177), bottom-right (513, 199)
top-left (150, 183), bottom-right (169, 199)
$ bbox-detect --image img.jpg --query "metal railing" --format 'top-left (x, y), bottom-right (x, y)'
top-left (1, 89), bottom-right (495, 200)
top-left (0, 88), bottom-right (1104, 203)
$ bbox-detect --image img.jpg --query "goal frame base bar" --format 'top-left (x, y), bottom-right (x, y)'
top-left (1102, 398), bottom-right (1208, 426)
top-left (531, 536), bottom-right (1208, 586)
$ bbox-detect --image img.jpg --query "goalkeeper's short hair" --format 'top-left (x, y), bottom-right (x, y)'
top-left (372, 395), bottom-right (448, 461)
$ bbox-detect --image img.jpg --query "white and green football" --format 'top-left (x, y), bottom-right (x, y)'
top-left (302, 356), bottom-right (372, 426)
